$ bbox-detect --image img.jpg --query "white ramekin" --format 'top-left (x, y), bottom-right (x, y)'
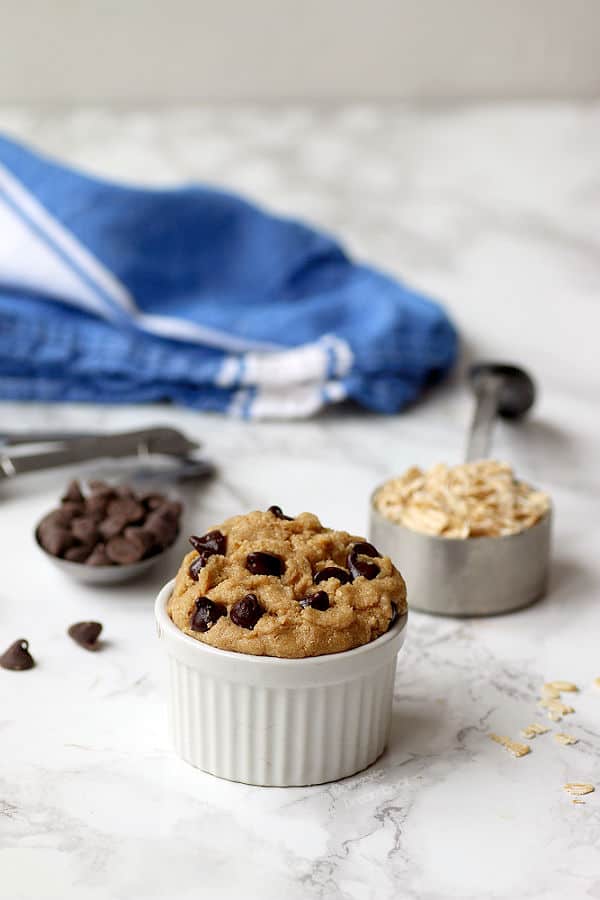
top-left (155, 579), bottom-right (407, 786)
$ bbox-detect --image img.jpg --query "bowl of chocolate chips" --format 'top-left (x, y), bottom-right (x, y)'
top-left (35, 479), bottom-right (183, 584)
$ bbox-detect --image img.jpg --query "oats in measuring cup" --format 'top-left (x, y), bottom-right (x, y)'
top-left (375, 460), bottom-right (550, 539)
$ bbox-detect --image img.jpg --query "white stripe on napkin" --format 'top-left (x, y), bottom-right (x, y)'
top-left (0, 161), bottom-right (282, 354)
top-left (0, 184), bottom-right (107, 317)
top-left (0, 161), bottom-right (136, 318)
top-left (244, 380), bottom-right (348, 419)
top-left (217, 335), bottom-right (353, 390)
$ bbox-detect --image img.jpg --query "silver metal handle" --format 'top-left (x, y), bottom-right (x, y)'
top-left (465, 363), bottom-right (537, 462)
top-left (0, 427), bottom-right (199, 480)
top-left (465, 374), bottom-right (502, 462)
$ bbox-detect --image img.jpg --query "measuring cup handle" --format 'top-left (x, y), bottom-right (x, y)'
top-left (465, 374), bottom-right (502, 461)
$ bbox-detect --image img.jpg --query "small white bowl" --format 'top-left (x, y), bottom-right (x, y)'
top-left (155, 579), bottom-right (407, 786)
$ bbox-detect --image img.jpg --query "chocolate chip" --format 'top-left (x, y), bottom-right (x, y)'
top-left (86, 543), bottom-right (111, 566)
top-left (150, 502), bottom-right (180, 528)
top-left (314, 566), bottom-right (352, 585)
top-left (189, 551), bottom-right (212, 580)
top-left (299, 591), bottom-right (330, 610)
top-left (86, 492), bottom-right (110, 517)
top-left (161, 500), bottom-right (183, 520)
top-left (123, 526), bottom-right (155, 558)
top-left (71, 516), bottom-right (99, 545)
top-left (388, 601), bottom-right (398, 629)
top-left (245, 552), bottom-right (285, 576)
top-left (190, 597), bottom-right (227, 632)
top-left (114, 484), bottom-right (135, 499)
top-left (107, 497), bottom-right (145, 525)
top-left (68, 621), bottom-right (103, 650)
top-left (38, 509), bottom-right (73, 529)
top-left (188, 531), bottom-right (226, 579)
top-left (139, 492), bottom-right (167, 510)
top-left (347, 555), bottom-right (380, 580)
top-left (88, 480), bottom-right (112, 493)
top-left (347, 544), bottom-right (380, 580)
top-left (106, 535), bottom-right (144, 564)
top-left (64, 543), bottom-right (95, 563)
top-left (62, 480), bottom-right (84, 504)
top-left (99, 516), bottom-right (128, 541)
top-left (268, 505), bottom-right (293, 520)
top-left (351, 541), bottom-right (380, 558)
top-left (38, 524), bottom-right (74, 557)
top-left (59, 501), bottom-right (86, 519)
top-left (0, 639), bottom-right (35, 671)
top-left (189, 530), bottom-right (226, 555)
top-left (230, 593), bottom-right (264, 629)
top-left (143, 512), bottom-right (176, 547)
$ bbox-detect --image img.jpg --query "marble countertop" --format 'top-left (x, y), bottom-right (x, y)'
top-left (1, 105), bottom-right (599, 900)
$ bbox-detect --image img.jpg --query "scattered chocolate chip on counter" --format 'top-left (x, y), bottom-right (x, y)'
top-left (37, 480), bottom-right (183, 566)
top-left (68, 621), bottom-right (103, 650)
top-left (0, 639), bottom-right (35, 671)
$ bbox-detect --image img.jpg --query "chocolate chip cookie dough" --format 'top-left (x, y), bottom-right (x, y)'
top-left (168, 507), bottom-right (407, 658)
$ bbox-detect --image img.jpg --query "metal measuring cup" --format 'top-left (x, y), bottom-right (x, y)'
top-left (369, 363), bottom-right (552, 616)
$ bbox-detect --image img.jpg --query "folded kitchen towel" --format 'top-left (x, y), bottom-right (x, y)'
top-left (0, 134), bottom-right (457, 418)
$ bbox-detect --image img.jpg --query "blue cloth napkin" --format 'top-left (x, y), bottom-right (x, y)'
top-left (0, 135), bottom-right (457, 418)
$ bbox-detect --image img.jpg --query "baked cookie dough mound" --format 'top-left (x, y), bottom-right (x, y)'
top-left (168, 507), bottom-right (407, 658)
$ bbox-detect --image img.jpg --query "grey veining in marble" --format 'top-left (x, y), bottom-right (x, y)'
top-left (0, 105), bottom-right (599, 900)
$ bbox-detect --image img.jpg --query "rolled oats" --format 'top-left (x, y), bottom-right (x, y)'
top-left (541, 684), bottom-right (562, 700)
top-left (545, 681), bottom-right (578, 693)
top-left (375, 460), bottom-right (550, 538)
top-left (555, 733), bottom-right (578, 746)
top-left (563, 783), bottom-right (594, 796)
top-left (538, 698), bottom-right (574, 721)
top-left (521, 723), bottom-right (550, 739)
top-left (489, 733), bottom-right (531, 758)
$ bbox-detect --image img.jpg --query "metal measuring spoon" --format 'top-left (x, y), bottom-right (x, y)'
top-left (369, 362), bottom-right (551, 616)
top-left (466, 363), bottom-right (536, 461)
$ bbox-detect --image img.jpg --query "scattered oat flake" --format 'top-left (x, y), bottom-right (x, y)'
top-left (555, 733), bottom-right (578, 746)
top-left (538, 698), bottom-right (574, 720)
top-left (594, 677), bottom-right (600, 689)
top-left (573, 798), bottom-right (586, 805)
top-left (564, 783), bottom-right (594, 796)
top-left (489, 733), bottom-right (531, 757)
top-left (521, 723), bottom-right (550, 739)
top-left (544, 681), bottom-right (578, 693)
top-left (541, 684), bottom-right (561, 699)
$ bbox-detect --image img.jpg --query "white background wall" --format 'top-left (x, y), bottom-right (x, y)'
top-left (1, 0), bottom-right (599, 102)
